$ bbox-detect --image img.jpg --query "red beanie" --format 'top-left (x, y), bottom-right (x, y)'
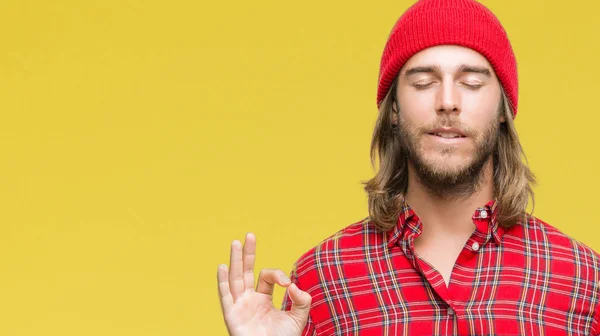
top-left (377, 0), bottom-right (518, 117)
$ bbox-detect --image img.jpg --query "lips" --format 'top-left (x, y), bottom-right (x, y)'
top-left (428, 128), bottom-right (467, 138)
top-left (430, 132), bottom-right (465, 138)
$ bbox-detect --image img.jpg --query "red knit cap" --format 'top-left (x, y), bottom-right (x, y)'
top-left (377, 0), bottom-right (518, 117)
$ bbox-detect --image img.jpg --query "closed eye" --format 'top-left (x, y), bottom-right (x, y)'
top-left (462, 82), bottom-right (483, 89)
top-left (413, 82), bottom-right (434, 89)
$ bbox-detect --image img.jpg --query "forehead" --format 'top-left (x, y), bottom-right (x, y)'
top-left (402, 45), bottom-right (494, 74)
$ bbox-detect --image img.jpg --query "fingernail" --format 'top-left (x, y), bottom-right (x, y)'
top-left (280, 275), bottom-right (291, 284)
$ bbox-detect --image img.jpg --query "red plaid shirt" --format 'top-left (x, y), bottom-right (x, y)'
top-left (282, 199), bottom-right (600, 335)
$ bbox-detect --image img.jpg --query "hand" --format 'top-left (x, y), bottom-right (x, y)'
top-left (217, 233), bottom-right (312, 336)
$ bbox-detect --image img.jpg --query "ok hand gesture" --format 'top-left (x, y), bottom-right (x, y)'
top-left (217, 233), bottom-right (312, 336)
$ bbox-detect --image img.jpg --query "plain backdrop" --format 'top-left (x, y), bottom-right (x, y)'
top-left (0, 0), bottom-right (598, 335)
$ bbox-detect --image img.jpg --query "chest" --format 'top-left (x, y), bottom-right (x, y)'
top-left (413, 237), bottom-right (467, 287)
top-left (309, 243), bottom-right (598, 336)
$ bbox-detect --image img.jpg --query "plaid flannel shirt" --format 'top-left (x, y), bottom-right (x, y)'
top-left (282, 199), bottom-right (600, 335)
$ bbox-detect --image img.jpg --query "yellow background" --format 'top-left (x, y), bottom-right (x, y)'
top-left (0, 0), bottom-right (598, 335)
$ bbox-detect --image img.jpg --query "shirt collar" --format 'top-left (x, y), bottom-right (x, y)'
top-left (386, 198), bottom-right (504, 248)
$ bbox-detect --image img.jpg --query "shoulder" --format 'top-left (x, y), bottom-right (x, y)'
top-left (290, 216), bottom-right (382, 279)
top-left (512, 215), bottom-right (600, 332)
top-left (507, 214), bottom-right (600, 272)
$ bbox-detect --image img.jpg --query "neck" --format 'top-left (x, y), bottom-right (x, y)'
top-left (404, 158), bottom-right (495, 237)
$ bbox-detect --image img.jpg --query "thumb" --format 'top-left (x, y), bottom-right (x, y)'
top-left (287, 283), bottom-right (312, 324)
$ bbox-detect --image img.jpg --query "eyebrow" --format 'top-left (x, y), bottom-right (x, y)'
top-left (404, 64), bottom-right (492, 77)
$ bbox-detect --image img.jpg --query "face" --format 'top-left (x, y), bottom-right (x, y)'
top-left (393, 45), bottom-right (505, 196)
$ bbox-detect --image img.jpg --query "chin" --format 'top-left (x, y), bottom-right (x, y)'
top-left (423, 156), bottom-right (473, 174)
top-left (427, 152), bottom-right (471, 167)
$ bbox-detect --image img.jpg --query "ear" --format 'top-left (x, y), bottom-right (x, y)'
top-left (499, 113), bottom-right (506, 123)
top-left (392, 101), bottom-right (399, 125)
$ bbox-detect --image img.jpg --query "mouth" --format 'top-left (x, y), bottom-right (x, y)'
top-left (428, 132), bottom-right (467, 139)
top-left (425, 131), bottom-right (468, 144)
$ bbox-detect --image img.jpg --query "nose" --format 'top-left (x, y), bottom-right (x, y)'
top-left (435, 78), bottom-right (461, 115)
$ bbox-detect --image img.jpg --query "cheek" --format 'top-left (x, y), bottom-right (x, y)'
top-left (463, 98), bottom-right (498, 115)
top-left (461, 99), bottom-right (500, 128)
top-left (398, 99), bottom-right (434, 129)
top-left (399, 91), bottom-right (435, 112)
top-left (462, 86), bottom-right (502, 115)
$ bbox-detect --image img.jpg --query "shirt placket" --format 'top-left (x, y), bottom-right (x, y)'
top-left (402, 224), bottom-right (455, 334)
top-left (403, 208), bottom-right (494, 336)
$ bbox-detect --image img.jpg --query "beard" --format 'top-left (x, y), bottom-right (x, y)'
top-left (397, 113), bottom-right (500, 200)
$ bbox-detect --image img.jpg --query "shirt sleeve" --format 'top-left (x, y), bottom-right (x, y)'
top-left (593, 295), bottom-right (600, 335)
top-left (593, 268), bottom-right (600, 335)
top-left (281, 266), bottom-right (317, 336)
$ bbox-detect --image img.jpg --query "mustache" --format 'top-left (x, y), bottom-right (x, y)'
top-left (417, 119), bottom-right (477, 137)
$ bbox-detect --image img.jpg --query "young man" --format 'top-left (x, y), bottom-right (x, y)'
top-left (217, 0), bottom-right (600, 334)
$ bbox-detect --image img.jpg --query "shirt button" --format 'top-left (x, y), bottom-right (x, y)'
top-left (448, 307), bottom-right (455, 316)
top-left (481, 210), bottom-right (488, 219)
top-left (472, 242), bottom-right (480, 251)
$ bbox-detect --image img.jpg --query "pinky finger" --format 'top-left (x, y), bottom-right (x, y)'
top-left (217, 264), bottom-right (234, 313)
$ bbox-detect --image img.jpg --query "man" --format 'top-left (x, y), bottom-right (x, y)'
top-left (217, 0), bottom-right (600, 334)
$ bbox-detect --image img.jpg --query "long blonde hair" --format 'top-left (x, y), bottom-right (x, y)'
top-left (363, 75), bottom-right (536, 231)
